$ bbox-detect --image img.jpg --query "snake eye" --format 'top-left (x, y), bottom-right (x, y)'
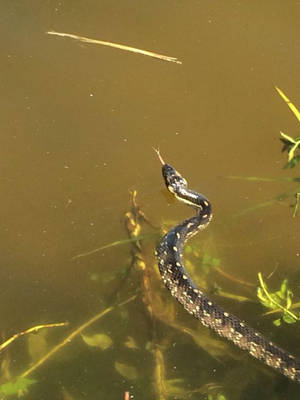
top-left (179, 176), bottom-right (187, 186)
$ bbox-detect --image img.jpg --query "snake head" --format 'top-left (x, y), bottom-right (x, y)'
top-left (154, 149), bottom-right (187, 193)
top-left (162, 164), bottom-right (187, 194)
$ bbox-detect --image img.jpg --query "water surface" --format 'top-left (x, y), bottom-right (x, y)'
top-left (1, 1), bottom-right (300, 399)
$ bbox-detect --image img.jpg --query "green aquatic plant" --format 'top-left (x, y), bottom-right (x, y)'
top-left (276, 87), bottom-right (300, 168)
top-left (186, 241), bottom-right (253, 302)
top-left (292, 192), bottom-right (300, 217)
top-left (81, 332), bottom-right (113, 350)
top-left (257, 273), bottom-right (299, 326)
top-left (208, 393), bottom-right (227, 400)
top-left (202, 252), bottom-right (221, 274)
top-left (0, 377), bottom-right (36, 397)
top-left (227, 87), bottom-right (300, 217)
top-left (280, 132), bottom-right (300, 169)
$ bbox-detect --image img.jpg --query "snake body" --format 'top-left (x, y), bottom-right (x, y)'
top-left (155, 153), bottom-right (300, 383)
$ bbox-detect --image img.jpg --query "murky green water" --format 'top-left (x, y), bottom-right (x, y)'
top-left (1, 1), bottom-right (300, 399)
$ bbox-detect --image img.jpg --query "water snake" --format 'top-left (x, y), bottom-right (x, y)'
top-left (155, 151), bottom-right (300, 383)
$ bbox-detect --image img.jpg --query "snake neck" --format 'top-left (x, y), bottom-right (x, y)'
top-left (157, 185), bottom-right (212, 291)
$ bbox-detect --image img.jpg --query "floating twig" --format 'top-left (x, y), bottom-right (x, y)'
top-left (46, 31), bottom-right (182, 64)
top-left (0, 322), bottom-right (67, 352)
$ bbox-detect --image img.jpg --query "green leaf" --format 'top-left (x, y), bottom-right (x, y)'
top-left (124, 336), bottom-right (139, 350)
top-left (273, 318), bottom-right (281, 327)
top-left (286, 290), bottom-right (293, 310)
top-left (185, 245), bottom-right (193, 254)
top-left (0, 377), bottom-right (36, 396)
top-left (211, 257), bottom-right (221, 267)
top-left (282, 313), bottom-right (297, 324)
top-left (289, 143), bottom-right (300, 162)
top-left (257, 274), bottom-right (299, 325)
top-left (280, 279), bottom-right (288, 296)
top-left (202, 253), bottom-right (221, 270)
top-left (27, 330), bottom-right (48, 362)
top-left (280, 131), bottom-right (296, 145)
top-left (276, 87), bottom-right (300, 122)
top-left (81, 333), bottom-right (113, 350)
top-left (286, 157), bottom-right (300, 169)
top-left (202, 253), bottom-right (211, 264)
top-left (114, 361), bottom-right (137, 380)
top-left (257, 287), bottom-right (276, 309)
top-left (280, 129), bottom-right (300, 167)
top-left (164, 378), bottom-right (187, 395)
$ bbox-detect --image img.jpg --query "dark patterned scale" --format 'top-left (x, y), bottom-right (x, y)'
top-left (155, 151), bottom-right (300, 383)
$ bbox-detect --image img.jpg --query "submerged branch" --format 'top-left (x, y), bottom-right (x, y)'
top-left (232, 185), bottom-right (300, 217)
top-left (0, 322), bottom-right (68, 352)
top-left (71, 233), bottom-right (157, 260)
top-left (20, 295), bottom-right (136, 378)
top-left (226, 175), bottom-right (300, 183)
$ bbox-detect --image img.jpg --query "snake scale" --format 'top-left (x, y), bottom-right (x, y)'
top-left (155, 151), bottom-right (300, 383)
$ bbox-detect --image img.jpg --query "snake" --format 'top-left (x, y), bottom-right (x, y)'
top-left (155, 150), bottom-right (300, 383)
